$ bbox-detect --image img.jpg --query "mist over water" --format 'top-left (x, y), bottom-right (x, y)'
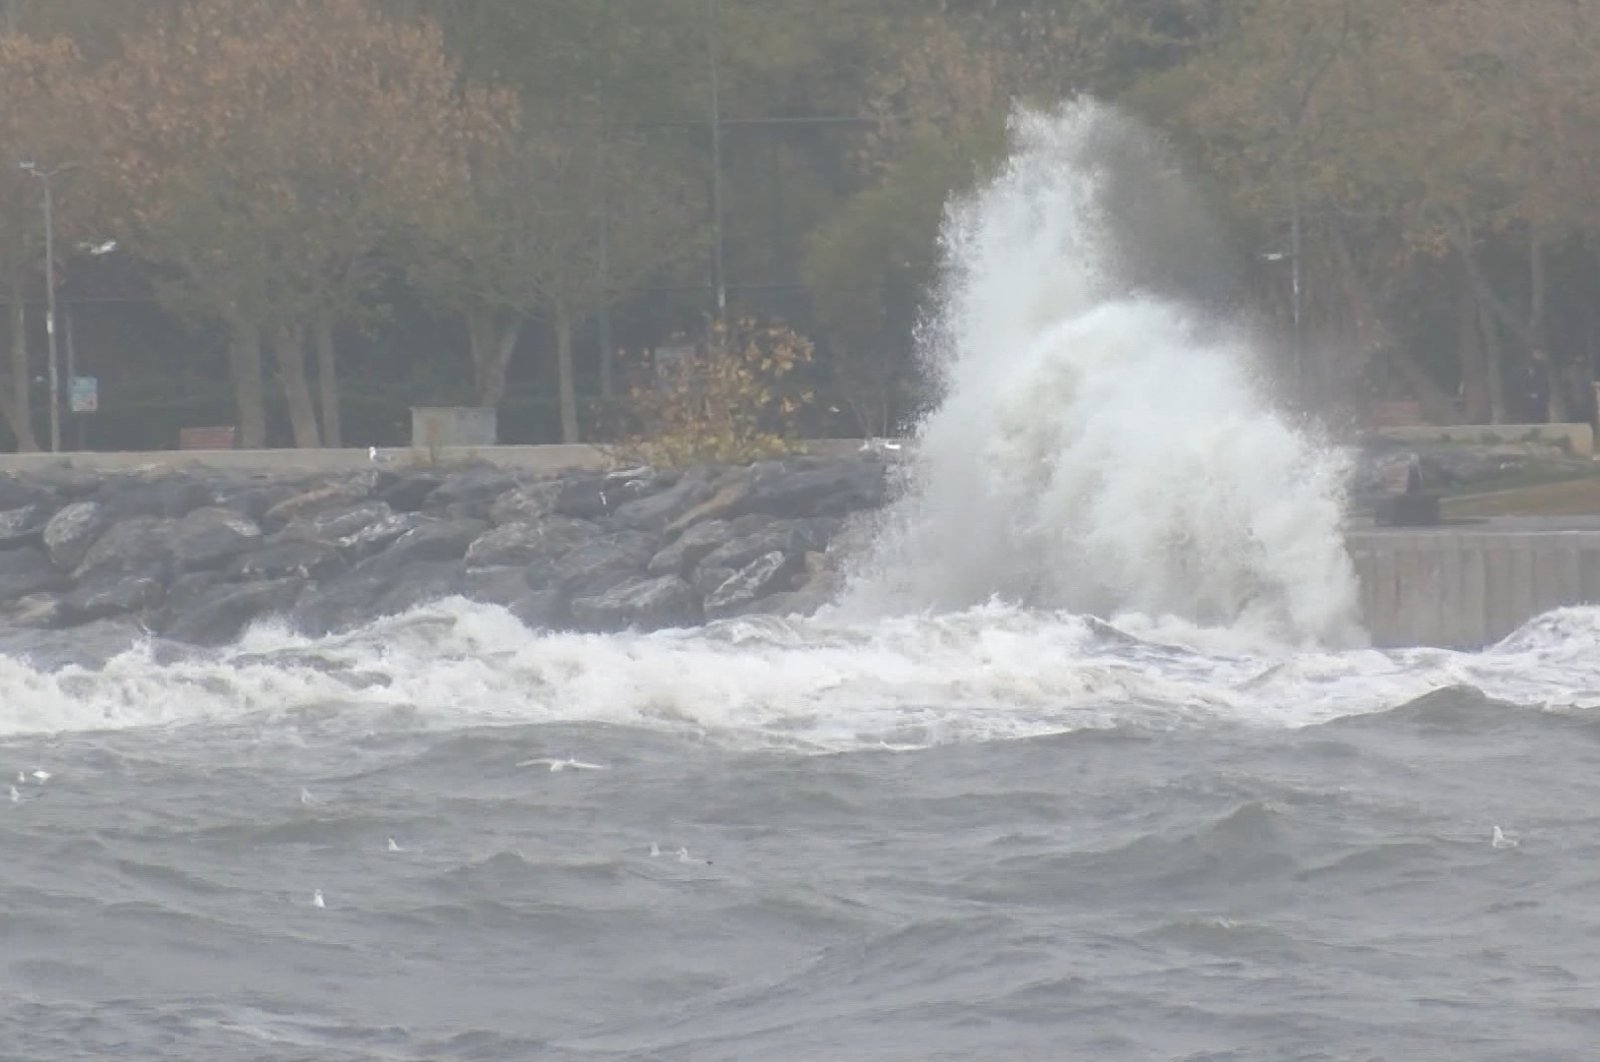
top-left (841, 102), bottom-right (1361, 646)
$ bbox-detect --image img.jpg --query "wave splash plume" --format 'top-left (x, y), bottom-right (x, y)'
top-left (839, 101), bottom-right (1361, 647)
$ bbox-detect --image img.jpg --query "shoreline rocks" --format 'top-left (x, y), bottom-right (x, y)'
top-left (0, 452), bottom-right (896, 648)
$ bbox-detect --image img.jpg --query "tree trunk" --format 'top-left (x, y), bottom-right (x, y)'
top-left (1477, 299), bottom-right (1507, 424)
top-left (227, 320), bottom-right (267, 448)
top-left (271, 324), bottom-right (321, 448)
top-left (1457, 280), bottom-right (1489, 423)
top-left (312, 316), bottom-right (341, 448)
top-left (5, 269), bottom-right (38, 451)
top-left (555, 307), bottom-right (579, 443)
top-left (466, 306), bottom-right (521, 408)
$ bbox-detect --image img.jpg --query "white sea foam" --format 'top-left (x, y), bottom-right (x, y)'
top-left (0, 598), bottom-right (1596, 748)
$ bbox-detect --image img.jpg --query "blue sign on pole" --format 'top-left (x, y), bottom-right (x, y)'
top-left (69, 375), bottom-right (97, 413)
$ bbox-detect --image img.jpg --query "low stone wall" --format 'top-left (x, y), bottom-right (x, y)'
top-left (0, 451), bottom-right (893, 649)
top-left (1347, 520), bottom-right (1600, 648)
top-left (1369, 422), bottom-right (1595, 457)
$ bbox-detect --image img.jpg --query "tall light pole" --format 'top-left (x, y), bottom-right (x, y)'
top-left (19, 160), bottom-right (67, 452)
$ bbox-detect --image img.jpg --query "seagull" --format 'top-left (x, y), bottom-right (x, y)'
top-left (29, 770), bottom-right (50, 784)
top-left (649, 842), bottom-right (661, 858)
top-left (516, 757), bottom-right (607, 772)
top-left (312, 889), bottom-right (325, 909)
top-left (9, 785), bottom-right (18, 803)
top-left (78, 239), bottom-right (117, 256)
top-left (1492, 826), bottom-right (1519, 849)
top-left (299, 787), bottom-right (315, 806)
top-left (387, 837), bottom-right (403, 853)
top-left (675, 847), bottom-right (692, 863)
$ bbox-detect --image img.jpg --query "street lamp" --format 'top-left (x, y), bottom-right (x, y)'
top-left (18, 160), bottom-right (70, 453)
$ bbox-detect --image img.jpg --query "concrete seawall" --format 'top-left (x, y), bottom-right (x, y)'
top-left (1347, 519), bottom-right (1600, 648)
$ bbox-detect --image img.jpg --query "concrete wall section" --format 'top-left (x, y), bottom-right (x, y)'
top-left (1347, 522), bottom-right (1600, 648)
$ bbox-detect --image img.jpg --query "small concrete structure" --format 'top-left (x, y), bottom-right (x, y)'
top-left (1348, 518), bottom-right (1600, 648)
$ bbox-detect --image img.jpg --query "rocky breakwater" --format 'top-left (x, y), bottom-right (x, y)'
top-left (0, 452), bottom-right (893, 650)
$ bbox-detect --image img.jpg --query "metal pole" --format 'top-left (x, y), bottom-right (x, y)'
top-left (708, 0), bottom-right (726, 319)
top-left (42, 177), bottom-right (59, 452)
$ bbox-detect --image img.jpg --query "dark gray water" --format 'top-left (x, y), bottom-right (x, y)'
top-left (3, 605), bottom-right (1599, 1060)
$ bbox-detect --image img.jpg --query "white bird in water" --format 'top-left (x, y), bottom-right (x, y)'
top-left (675, 847), bottom-right (692, 863)
top-left (516, 757), bottom-right (607, 772)
top-left (649, 842), bottom-right (661, 858)
top-left (299, 787), bottom-right (315, 806)
top-left (387, 837), bottom-right (403, 853)
top-left (30, 770), bottom-right (50, 784)
top-left (312, 889), bottom-right (326, 909)
top-left (1492, 826), bottom-right (1519, 849)
top-left (9, 785), bottom-right (19, 803)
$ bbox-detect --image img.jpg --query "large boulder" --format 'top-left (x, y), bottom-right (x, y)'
top-left (378, 472), bottom-right (445, 513)
top-left (274, 500), bottom-right (394, 546)
top-left (332, 510), bottom-right (433, 562)
top-left (169, 507), bottom-right (263, 572)
top-left (608, 471), bottom-right (715, 533)
top-left (263, 482), bottom-right (372, 527)
top-left (0, 475), bottom-right (56, 511)
top-left (227, 540), bottom-right (345, 583)
top-left (488, 480), bottom-right (564, 526)
top-left (43, 501), bottom-right (111, 571)
top-left (460, 565), bottom-right (532, 607)
top-left (663, 475), bottom-right (755, 536)
top-left (0, 546), bottom-right (67, 603)
top-left (698, 527), bottom-right (806, 574)
top-left (549, 531), bottom-right (655, 597)
top-left (96, 474), bottom-right (213, 519)
top-left (735, 458), bottom-right (887, 519)
top-left (704, 550), bottom-right (802, 618)
top-left (158, 577), bottom-right (305, 646)
top-left (570, 574), bottom-right (701, 633)
top-left (74, 516), bottom-right (177, 579)
top-left (374, 560), bottom-right (466, 617)
top-left (60, 570), bottom-right (165, 624)
top-left (464, 516), bottom-right (598, 569)
top-left (647, 518), bottom-right (737, 577)
top-left (424, 465), bottom-right (518, 518)
top-left (375, 518), bottom-right (487, 568)
top-left (0, 503), bottom-right (51, 549)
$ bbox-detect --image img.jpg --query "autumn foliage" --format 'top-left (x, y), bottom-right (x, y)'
top-left (621, 319), bottom-right (818, 467)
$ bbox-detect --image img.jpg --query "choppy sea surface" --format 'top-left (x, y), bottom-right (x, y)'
top-left (4, 600), bottom-right (1600, 1061)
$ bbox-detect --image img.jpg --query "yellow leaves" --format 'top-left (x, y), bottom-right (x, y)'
top-left (619, 318), bottom-right (820, 468)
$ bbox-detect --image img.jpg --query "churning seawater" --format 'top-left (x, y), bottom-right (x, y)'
top-left (7, 103), bottom-right (1600, 1060)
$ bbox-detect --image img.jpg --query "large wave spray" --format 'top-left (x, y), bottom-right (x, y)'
top-left (841, 103), bottom-right (1361, 646)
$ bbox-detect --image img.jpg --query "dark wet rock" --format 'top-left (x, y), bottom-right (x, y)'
top-left (736, 459), bottom-right (888, 519)
top-left (704, 550), bottom-right (802, 619)
top-left (378, 518), bottom-right (487, 568)
top-left (461, 565), bottom-right (532, 607)
top-left (169, 507), bottom-right (263, 572)
top-left (0, 547), bottom-right (68, 602)
top-left (262, 483), bottom-right (371, 527)
top-left (61, 570), bottom-right (165, 623)
top-left (509, 587), bottom-right (567, 630)
top-left (227, 540), bottom-right (345, 583)
top-left (488, 480), bottom-right (564, 526)
top-left (43, 501), bottom-right (112, 571)
top-left (647, 518), bottom-right (736, 577)
top-left (211, 482), bottom-right (297, 523)
top-left (0, 475), bottom-right (56, 511)
top-left (374, 560), bottom-right (465, 617)
top-left (378, 472), bottom-right (444, 513)
top-left (274, 500), bottom-right (393, 546)
top-left (465, 517), bottom-right (599, 569)
top-left (425, 466), bottom-right (517, 518)
top-left (730, 587), bottom-right (829, 619)
top-left (74, 516), bottom-right (178, 580)
top-left (570, 574), bottom-right (700, 633)
top-left (550, 475), bottom-right (616, 520)
top-left (332, 510), bottom-right (432, 563)
top-left (699, 527), bottom-right (806, 575)
top-left (4, 592), bottom-right (66, 629)
top-left (664, 477), bottom-right (754, 535)
top-left (158, 577), bottom-right (305, 646)
top-left (552, 532), bottom-right (655, 596)
top-left (0, 503), bottom-right (51, 549)
top-left (609, 471), bottom-right (715, 533)
top-left (97, 475), bottom-right (214, 519)
top-left (692, 564), bottom-right (736, 600)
